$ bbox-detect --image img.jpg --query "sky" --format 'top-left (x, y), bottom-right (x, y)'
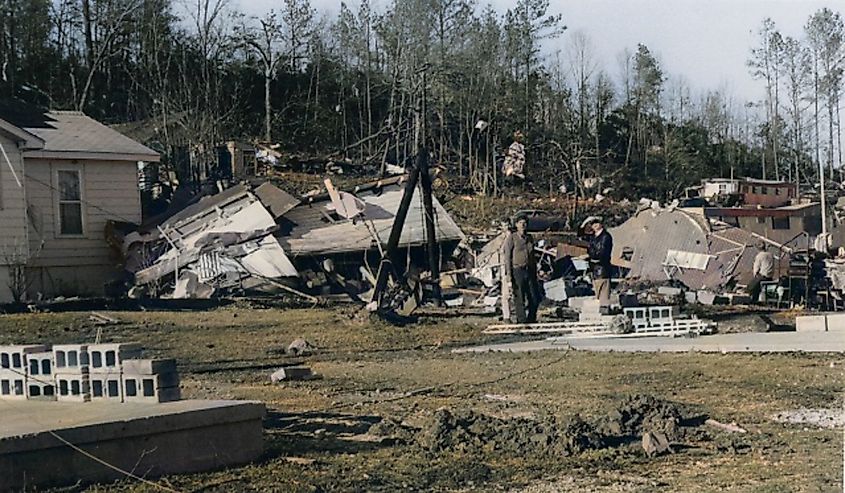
top-left (237, 0), bottom-right (839, 103)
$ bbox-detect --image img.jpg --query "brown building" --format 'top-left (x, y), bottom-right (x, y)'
top-left (701, 177), bottom-right (797, 208)
top-left (698, 203), bottom-right (820, 245)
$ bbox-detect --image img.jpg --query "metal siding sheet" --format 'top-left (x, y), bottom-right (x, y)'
top-left (279, 184), bottom-right (465, 256)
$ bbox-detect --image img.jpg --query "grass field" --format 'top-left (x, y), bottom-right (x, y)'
top-left (1, 304), bottom-right (841, 492)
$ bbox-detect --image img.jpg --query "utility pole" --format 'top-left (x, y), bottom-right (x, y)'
top-left (417, 67), bottom-right (441, 304)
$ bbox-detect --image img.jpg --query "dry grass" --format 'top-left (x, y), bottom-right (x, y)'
top-left (1, 305), bottom-right (841, 492)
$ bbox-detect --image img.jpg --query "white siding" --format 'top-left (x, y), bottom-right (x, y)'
top-left (25, 158), bottom-right (141, 297)
top-left (0, 133), bottom-right (28, 264)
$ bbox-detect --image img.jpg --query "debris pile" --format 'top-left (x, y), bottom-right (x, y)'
top-left (370, 394), bottom-right (705, 459)
top-left (122, 183), bottom-right (299, 299)
top-left (599, 394), bottom-right (684, 440)
top-left (416, 408), bottom-right (603, 456)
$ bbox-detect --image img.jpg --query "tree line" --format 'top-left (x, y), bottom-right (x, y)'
top-left (0, 1), bottom-right (841, 200)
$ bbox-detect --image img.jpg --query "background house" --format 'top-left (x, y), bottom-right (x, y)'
top-left (0, 102), bottom-right (159, 302)
top-left (701, 177), bottom-right (797, 208)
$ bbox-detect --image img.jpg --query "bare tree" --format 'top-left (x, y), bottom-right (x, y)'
top-left (77, 0), bottom-right (143, 111)
top-left (236, 11), bottom-right (285, 142)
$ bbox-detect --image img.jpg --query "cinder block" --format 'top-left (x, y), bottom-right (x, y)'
top-left (90, 374), bottom-right (123, 401)
top-left (122, 372), bottom-right (180, 403)
top-left (624, 307), bottom-right (650, 329)
top-left (796, 315), bottom-right (828, 332)
top-left (824, 313), bottom-right (845, 331)
top-left (26, 351), bottom-right (54, 379)
top-left (55, 371), bottom-right (90, 402)
top-left (0, 370), bottom-right (27, 399)
top-left (121, 359), bottom-right (176, 375)
top-left (271, 366), bottom-right (314, 382)
top-left (88, 343), bottom-right (142, 373)
top-left (26, 380), bottom-right (56, 401)
top-left (647, 306), bottom-right (679, 322)
top-left (53, 345), bottom-right (90, 374)
top-left (0, 345), bottom-right (49, 372)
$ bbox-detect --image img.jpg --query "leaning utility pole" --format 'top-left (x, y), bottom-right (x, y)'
top-left (417, 68), bottom-right (441, 304)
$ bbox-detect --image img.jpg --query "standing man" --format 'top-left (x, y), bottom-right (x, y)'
top-left (748, 240), bottom-right (774, 303)
top-left (503, 214), bottom-right (541, 323)
top-left (587, 219), bottom-right (614, 313)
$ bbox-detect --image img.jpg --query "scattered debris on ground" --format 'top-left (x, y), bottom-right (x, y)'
top-left (287, 337), bottom-right (316, 356)
top-left (270, 366), bottom-right (316, 382)
top-left (772, 408), bottom-right (845, 429)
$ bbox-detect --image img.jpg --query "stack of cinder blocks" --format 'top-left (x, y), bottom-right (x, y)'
top-left (53, 344), bottom-right (91, 402)
top-left (122, 358), bottom-right (180, 402)
top-left (0, 345), bottom-right (48, 399)
top-left (0, 342), bottom-right (180, 404)
top-left (26, 348), bottom-right (55, 400)
top-left (89, 343), bottom-right (142, 401)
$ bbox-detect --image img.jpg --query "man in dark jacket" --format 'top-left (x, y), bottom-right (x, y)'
top-left (587, 219), bottom-right (614, 312)
top-left (503, 214), bottom-right (541, 323)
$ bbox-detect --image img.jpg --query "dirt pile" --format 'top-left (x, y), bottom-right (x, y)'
top-left (600, 394), bottom-right (684, 440)
top-left (416, 408), bottom-right (603, 456)
top-left (370, 394), bottom-right (692, 458)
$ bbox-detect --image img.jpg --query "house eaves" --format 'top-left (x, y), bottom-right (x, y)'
top-left (0, 118), bottom-right (44, 150)
top-left (22, 150), bottom-right (160, 162)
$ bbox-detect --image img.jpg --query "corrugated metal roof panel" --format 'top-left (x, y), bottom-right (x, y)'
top-left (612, 207), bottom-right (791, 291)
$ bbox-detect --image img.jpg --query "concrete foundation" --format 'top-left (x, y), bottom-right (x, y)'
top-left (455, 331), bottom-right (845, 354)
top-left (0, 399), bottom-right (265, 491)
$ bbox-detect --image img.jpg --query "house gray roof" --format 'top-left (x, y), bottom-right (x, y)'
top-left (23, 111), bottom-right (159, 160)
top-left (0, 101), bottom-right (159, 161)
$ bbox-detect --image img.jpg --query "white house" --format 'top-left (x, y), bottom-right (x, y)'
top-left (0, 102), bottom-right (159, 301)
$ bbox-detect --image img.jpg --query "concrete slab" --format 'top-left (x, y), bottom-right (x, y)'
top-left (824, 313), bottom-right (845, 331)
top-left (795, 315), bottom-right (827, 332)
top-left (454, 331), bottom-right (845, 354)
top-left (0, 399), bottom-right (265, 490)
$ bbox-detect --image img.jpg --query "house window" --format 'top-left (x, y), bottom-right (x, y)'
top-left (57, 170), bottom-right (83, 235)
top-left (774, 188), bottom-right (781, 196)
top-left (761, 186), bottom-right (768, 195)
top-left (757, 216), bottom-right (766, 224)
top-left (772, 217), bottom-right (790, 230)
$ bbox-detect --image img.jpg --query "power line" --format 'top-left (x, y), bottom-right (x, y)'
top-left (24, 172), bottom-right (138, 224)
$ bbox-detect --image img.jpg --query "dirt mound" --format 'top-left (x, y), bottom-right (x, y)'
top-left (600, 394), bottom-right (684, 440)
top-left (416, 408), bottom-right (603, 456)
top-left (368, 417), bottom-right (419, 442)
